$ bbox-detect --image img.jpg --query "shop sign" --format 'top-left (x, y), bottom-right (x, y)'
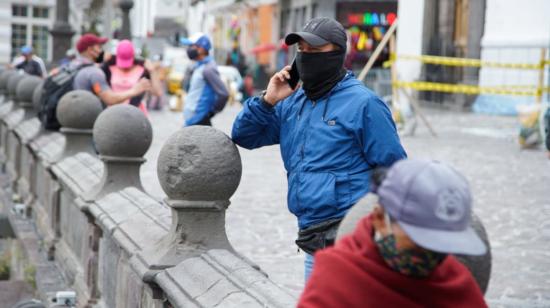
top-left (347, 12), bottom-right (396, 27)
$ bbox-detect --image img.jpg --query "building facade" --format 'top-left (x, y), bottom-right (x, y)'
top-left (0, 0), bottom-right (55, 65)
top-left (396, 0), bottom-right (549, 108)
top-left (478, 0), bottom-right (550, 104)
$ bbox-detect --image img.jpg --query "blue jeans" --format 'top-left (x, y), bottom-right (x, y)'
top-left (304, 253), bottom-right (315, 282)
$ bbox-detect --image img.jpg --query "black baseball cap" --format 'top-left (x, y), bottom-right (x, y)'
top-left (285, 17), bottom-right (347, 50)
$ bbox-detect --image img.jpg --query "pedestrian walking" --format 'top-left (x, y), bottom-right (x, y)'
top-left (72, 33), bottom-right (151, 106)
top-left (12, 46), bottom-right (47, 78)
top-left (101, 40), bottom-right (163, 114)
top-left (181, 33), bottom-right (229, 126)
top-left (231, 17), bottom-right (407, 281)
top-left (298, 159), bottom-right (488, 308)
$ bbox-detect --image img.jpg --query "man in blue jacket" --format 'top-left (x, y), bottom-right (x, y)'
top-left (231, 17), bottom-right (407, 280)
top-left (181, 33), bottom-right (229, 126)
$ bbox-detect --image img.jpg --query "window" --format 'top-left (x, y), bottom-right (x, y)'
top-left (32, 25), bottom-right (49, 60)
top-left (11, 24), bottom-right (27, 59)
top-left (10, 5), bottom-right (51, 61)
top-left (12, 5), bottom-right (28, 17)
top-left (33, 6), bottom-right (49, 18)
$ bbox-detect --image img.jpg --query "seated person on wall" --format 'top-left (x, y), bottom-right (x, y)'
top-left (298, 159), bottom-right (488, 308)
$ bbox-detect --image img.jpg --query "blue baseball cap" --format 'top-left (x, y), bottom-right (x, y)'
top-left (21, 46), bottom-right (32, 55)
top-left (375, 159), bottom-right (487, 256)
top-left (180, 33), bottom-right (211, 51)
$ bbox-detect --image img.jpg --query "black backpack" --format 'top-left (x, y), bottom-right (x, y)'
top-left (38, 63), bottom-right (92, 130)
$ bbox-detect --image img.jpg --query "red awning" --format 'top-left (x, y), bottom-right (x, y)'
top-left (249, 43), bottom-right (276, 54)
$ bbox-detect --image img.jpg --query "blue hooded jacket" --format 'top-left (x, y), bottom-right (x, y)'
top-left (232, 72), bottom-right (406, 229)
top-left (183, 57), bottom-right (229, 126)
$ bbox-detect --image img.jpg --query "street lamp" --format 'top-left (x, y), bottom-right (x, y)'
top-left (50, 0), bottom-right (75, 63)
top-left (119, 0), bottom-right (134, 40)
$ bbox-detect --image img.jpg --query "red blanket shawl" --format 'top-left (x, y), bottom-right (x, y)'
top-left (298, 215), bottom-right (487, 308)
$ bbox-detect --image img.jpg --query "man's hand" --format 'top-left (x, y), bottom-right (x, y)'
top-left (263, 66), bottom-right (298, 106)
top-left (131, 78), bottom-right (152, 96)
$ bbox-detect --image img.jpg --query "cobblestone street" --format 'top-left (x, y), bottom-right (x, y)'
top-left (142, 103), bottom-right (550, 307)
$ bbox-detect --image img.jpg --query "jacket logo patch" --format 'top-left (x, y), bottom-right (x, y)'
top-left (327, 120), bottom-right (336, 126)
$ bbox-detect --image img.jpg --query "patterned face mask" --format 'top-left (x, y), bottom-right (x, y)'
top-left (375, 234), bottom-right (447, 278)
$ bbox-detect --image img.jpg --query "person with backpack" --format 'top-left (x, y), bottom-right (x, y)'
top-left (38, 34), bottom-right (151, 130)
top-left (180, 33), bottom-right (229, 126)
top-left (72, 33), bottom-right (151, 107)
top-left (100, 40), bottom-right (163, 115)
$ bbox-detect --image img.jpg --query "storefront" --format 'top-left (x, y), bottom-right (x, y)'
top-left (336, 0), bottom-right (397, 72)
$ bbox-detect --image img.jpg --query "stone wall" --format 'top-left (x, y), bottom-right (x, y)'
top-left (0, 70), bottom-right (296, 307)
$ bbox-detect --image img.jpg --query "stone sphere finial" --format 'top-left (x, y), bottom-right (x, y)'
top-left (56, 90), bottom-right (103, 129)
top-left (32, 81), bottom-right (45, 112)
top-left (0, 70), bottom-right (16, 92)
top-left (7, 73), bottom-right (26, 98)
top-left (0, 70), bottom-right (16, 93)
top-left (157, 126), bottom-right (242, 201)
top-left (93, 104), bottom-right (152, 157)
top-left (16, 76), bottom-right (42, 103)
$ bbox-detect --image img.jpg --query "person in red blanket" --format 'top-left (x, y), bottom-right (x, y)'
top-left (299, 159), bottom-right (488, 308)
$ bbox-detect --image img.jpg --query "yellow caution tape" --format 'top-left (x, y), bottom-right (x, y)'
top-left (393, 81), bottom-right (550, 96)
top-left (386, 53), bottom-right (548, 70)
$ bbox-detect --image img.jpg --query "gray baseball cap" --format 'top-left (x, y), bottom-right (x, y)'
top-left (285, 17), bottom-right (347, 50)
top-left (376, 159), bottom-right (487, 256)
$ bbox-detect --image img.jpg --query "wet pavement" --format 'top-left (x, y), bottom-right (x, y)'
top-left (142, 103), bottom-right (550, 307)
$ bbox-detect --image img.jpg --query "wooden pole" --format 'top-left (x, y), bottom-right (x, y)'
top-left (358, 19), bottom-right (399, 82)
top-left (536, 48), bottom-right (547, 103)
top-left (398, 87), bottom-right (437, 137)
top-left (389, 34), bottom-right (399, 111)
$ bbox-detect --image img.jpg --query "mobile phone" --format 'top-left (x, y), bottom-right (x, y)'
top-left (287, 58), bottom-right (300, 90)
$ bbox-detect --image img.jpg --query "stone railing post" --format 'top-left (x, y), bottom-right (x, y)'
top-left (56, 90), bottom-right (103, 161)
top-left (82, 104), bottom-right (152, 202)
top-left (135, 126), bottom-right (242, 280)
top-left (15, 80), bottom-right (45, 212)
top-left (0, 70), bottom-right (16, 104)
top-left (16, 76), bottom-right (42, 121)
top-left (0, 73), bottom-right (26, 170)
top-left (6, 76), bottom-right (43, 190)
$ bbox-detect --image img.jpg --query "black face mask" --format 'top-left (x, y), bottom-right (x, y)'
top-left (95, 50), bottom-right (105, 63)
top-left (296, 49), bottom-right (346, 101)
top-left (187, 48), bottom-right (199, 60)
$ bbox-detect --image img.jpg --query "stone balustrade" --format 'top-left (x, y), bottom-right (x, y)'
top-left (0, 69), bottom-right (296, 307)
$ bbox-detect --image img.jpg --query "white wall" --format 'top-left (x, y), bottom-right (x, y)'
top-left (156, 0), bottom-right (187, 18)
top-left (188, 1), bottom-right (207, 35)
top-left (395, 0), bottom-right (424, 83)
top-left (394, 0), bottom-right (425, 108)
top-left (0, 2), bottom-right (11, 65)
top-left (479, 0), bottom-right (550, 98)
top-left (131, 0), bottom-right (156, 38)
